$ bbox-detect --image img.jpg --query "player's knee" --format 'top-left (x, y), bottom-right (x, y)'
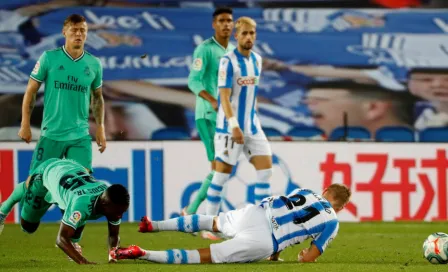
top-left (256, 168), bottom-right (273, 180)
top-left (20, 218), bottom-right (39, 234)
top-left (215, 160), bottom-right (233, 174)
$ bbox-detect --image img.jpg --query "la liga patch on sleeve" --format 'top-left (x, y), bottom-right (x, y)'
top-left (32, 61), bottom-right (40, 74)
top-left (192, 58), bottom-right (203, 71)
top-left (69, 211), bottom-right (82, 225)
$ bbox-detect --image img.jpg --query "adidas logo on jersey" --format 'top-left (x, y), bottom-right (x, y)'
top-left (58, 65), bottom-right (65, 70)
top-left (237, 76), bottom-right (259, 86)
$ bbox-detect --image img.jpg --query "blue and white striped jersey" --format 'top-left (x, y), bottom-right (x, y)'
top-left (260, 188), bottom-right (339, 253)
top-left (217, 48), bottom-right (263, 136)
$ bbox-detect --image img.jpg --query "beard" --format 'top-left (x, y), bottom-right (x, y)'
top-left (242, 42), bottom-right (253, 50)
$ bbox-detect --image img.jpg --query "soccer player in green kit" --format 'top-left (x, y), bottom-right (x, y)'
top-left (1, 158), bottom-right (130, 264)
top-left (0, 14), bottom-right (106, 235)
top-left (184, 8), bottom-right (235, 239)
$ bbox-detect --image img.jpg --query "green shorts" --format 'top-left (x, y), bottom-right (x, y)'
top-left (21, 173), bottom-right (52, 223)
top-left (196, 119), bottom-right (216, 162)
top-left (29, 135), bottom-right (92, 174)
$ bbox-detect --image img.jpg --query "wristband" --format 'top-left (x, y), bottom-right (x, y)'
top-left (228, 117), bottom-right (239, 129)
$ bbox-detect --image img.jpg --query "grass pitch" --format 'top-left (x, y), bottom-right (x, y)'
top-left (0, 222), bottom-right (447, 272)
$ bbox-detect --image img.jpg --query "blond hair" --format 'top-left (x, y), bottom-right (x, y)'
top-left (235, 16), bottom-right (256, 33)
top-left (326, 183), bottom-right (351, 209)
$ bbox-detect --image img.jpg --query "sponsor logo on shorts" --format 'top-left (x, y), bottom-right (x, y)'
top-left (237, 77), bottom-right (258, 86)
top-left (69, 211), bottom-right (82, 225)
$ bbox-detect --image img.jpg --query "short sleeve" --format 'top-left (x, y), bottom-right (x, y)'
top-left (92, 58), bottom-right (103, 90)
top-left (62, 202), bottom-right (88, 230)
top-left (218, 56), bottom-right (233, 88)
top-left (30, 52), bottom-right (48, 83)
top-left (312, 220), bottom-right (339, 254)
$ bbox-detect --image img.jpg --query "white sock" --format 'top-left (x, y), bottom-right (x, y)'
top-left (140, 249), bottom-right (201, 264)
top-left (254, 169), bottom-right (272, 204)
top-left (152, 215), bottom-right (214, 232)
top-left (206, 172), bottom-right (230, 216)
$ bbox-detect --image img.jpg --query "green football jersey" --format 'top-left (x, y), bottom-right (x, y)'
top-left (30, 45), bottom-right (103, 141)
top-left (40, 159), bottom-right (120, 229)
top-left (188, 37), bottom-right (235, 121)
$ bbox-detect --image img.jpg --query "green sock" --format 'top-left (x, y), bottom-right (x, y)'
top-left (186, 171), bottom-right (215, 214)
top-left (0, 181), bottom-right (26, 215)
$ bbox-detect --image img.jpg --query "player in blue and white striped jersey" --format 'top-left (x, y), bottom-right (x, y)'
top-left (261, 187), bottom-right (341, 258)
top-left (203, 17), bottom-right (274, 225)
top-left (112, 183), bottom-right (351, 264)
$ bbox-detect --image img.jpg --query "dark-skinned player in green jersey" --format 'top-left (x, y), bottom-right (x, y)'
top-left (1, 158), bottom-right (129, 264)
top-left (185, 7), bottom-right (235, 240)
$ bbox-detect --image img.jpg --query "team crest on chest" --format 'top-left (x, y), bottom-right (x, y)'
top-left (84, 66), bottom-right (91, 76)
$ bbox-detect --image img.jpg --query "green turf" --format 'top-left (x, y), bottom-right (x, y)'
top-left (1, 222), bottom-right (447, 272)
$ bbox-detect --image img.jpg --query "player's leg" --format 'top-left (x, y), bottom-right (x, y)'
top-left (245, 134), bottom-right (273, 204)
top-left (0, 181), bottom-right (26, 219)
top-left (113, 244), bottom-right (207, 264)
top-left (117, 205), bottom-right (275, 264)
top-left (0, 137), bottom-right (62, 219)
top-left (20, 174), bottom-right (52, 234)
top-left (209, 205), bottom-right (276, 263)
top-left (139, 214), bottom-right (216, 233)
top-left (184, 119), bottom-right (216, 215)
top-left (29, 136), bottom-right (65, 174)
top-left (64, 135), bottom-right (93, 173)
top-left (205, 133), bottom-right (243, 216)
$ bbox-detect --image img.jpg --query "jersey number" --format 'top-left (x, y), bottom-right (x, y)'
top-left (59, 171), bottom-right (96, 191)
top-left (224, 135), bottom-right (235, 149)
top-left (280, 194), bottom-right (320, 224)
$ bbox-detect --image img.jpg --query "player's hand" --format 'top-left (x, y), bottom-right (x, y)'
top-left (298, 248), bottom-right (314, 263)
top-left (231, 127), bottom-right (244, 144)
top-left (211, 100), bottom-right (218, 112)
top-left (267, 252), bottom-right (283, 262)
top-left (18, 125), bottom-right (32, 143)
top-left (96, 125), bottom-right (107, 153)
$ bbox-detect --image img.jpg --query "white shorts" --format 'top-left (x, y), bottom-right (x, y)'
top-left (214, 132), bottom-right (272, 166)
top-left (210, 204), bottom-right (275, 263)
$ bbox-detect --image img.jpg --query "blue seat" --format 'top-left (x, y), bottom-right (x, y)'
top-left (287, 126), bottom-right (324, 140)
top-left (375, 126), bottom-right (415, 142)
top-left (419, 127), bottom-right (448, 142)
top-left (151, 127), bottom-right (190, 140)
top-left (329, 126), bottom-right (371, 141)
top-left (262, 127), bottom-right (283, 140)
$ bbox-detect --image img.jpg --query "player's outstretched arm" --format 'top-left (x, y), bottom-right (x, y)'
top-left (56, 223), bottom-right (96, 264)
top-left (107, 222), bottom-right (120, 263)
top-left (298, 244), bottom-right (321, 263)
top-left (18, 79), bottom-right (41, 143)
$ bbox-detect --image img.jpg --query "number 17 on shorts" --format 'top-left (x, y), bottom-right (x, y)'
top-left (214, 133), bottom-right (244, 166)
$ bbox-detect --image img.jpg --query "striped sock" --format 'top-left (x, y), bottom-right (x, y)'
top-left (141, 249), bottom-right (201, 264)
top-left (254, 169), bottom-right (272, 204)
top-left (152, 215), bottom-right (214, 233)
top-left (205, 172), bottom-right (229, 216)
